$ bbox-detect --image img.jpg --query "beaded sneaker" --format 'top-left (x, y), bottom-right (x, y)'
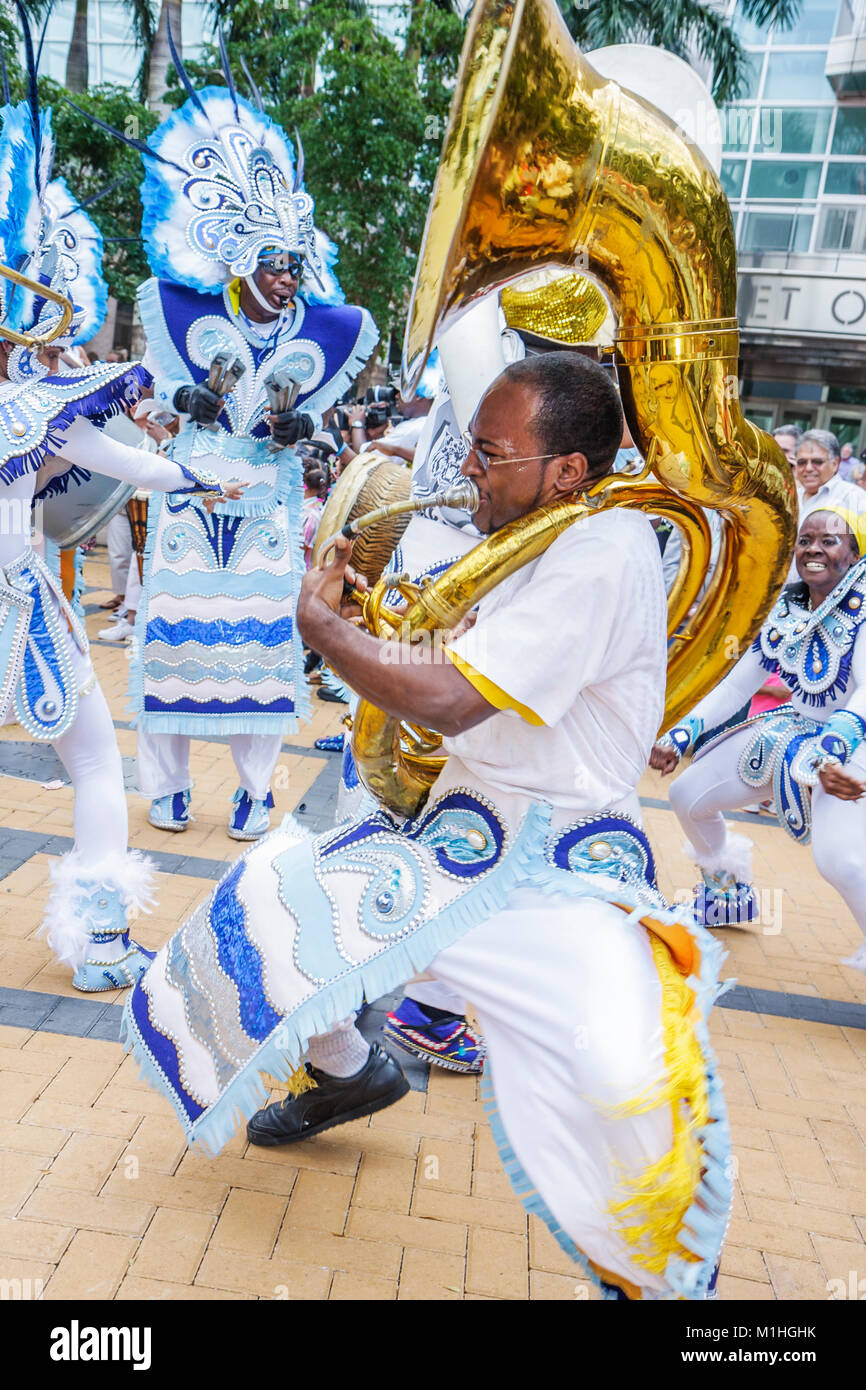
top-left (694, 867), bottom-right (758, 928)
top-left (384, 997), bottom-right (486, 1074)
top-left (73, 930), bottom-right (156, 992)
top-left (228, 788), bottom-right (275, 841)
top-left (148, 790), bottom-right (192, 832)
top-left (314, 733), bottom-right (345, 752)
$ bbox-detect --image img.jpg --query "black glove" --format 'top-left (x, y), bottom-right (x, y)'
top-left (270, 409), bottom-right (315, 448)
top-left (173, 383), bottom-right (223, 425)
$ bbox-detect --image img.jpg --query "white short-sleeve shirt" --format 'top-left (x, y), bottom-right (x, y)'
top-left (443, 508), bottom-right (667, 813)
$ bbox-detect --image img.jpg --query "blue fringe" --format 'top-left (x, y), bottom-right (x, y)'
top-left (33, 464), bottom-right (92, 500)
top-left (480, 1068), bottom-right (619, 1301)
top-left (121, 803), bottom-right (553, 1156)
top-left (3, 364), bottom-right (150, 487)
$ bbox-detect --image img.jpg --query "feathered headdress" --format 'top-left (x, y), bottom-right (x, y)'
top-left (73, 23), bottom-right (344, 306)
top-left (0, 6), bottom-right (107, 348)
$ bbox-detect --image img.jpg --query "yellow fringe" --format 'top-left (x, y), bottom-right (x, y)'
top-left (607, 933), bottom-right (710, 1277)
top-left (262, 1064), bottom-right (318, 1098)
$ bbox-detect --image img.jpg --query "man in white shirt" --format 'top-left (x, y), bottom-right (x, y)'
top-left (123, 353), bottom-right (730, 1299)
top-left (789, 430), bottom-right (866, 582)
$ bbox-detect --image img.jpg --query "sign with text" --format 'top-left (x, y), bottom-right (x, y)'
top-left (738, 271), bottom-right (866, 338)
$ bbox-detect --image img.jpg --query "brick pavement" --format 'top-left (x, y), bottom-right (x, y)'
top-left (0, 547), bottom-right (865, 1300)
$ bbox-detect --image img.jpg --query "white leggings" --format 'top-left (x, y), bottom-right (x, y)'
top-left (50, 644), bottom-right (128, 868)
top-left (669, 725), bottom-right (866, 937)
top-left (137, 727), bottom-right (284, 802)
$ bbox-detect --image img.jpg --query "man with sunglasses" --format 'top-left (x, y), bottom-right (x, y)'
top-left (124, 75), bottom-right (377, 841)
top-left (786, 430), bottom-right (866, 582)
top-left (126, 352), bottom-right (732, 1300)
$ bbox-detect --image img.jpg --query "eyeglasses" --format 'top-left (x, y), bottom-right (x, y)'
top-left (795, 457), bottom-right (832, 468)
top-left (460, 430), bottom-right (561, 474)
top-left (259, 254), bottom-right (304, 278)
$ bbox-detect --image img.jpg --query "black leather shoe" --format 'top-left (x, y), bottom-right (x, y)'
top-left (246, 1042), bottom-right (409, 1147)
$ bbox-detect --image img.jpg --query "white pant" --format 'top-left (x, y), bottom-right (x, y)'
top-left (137, 727), bottom-right (284, 802)
top-left (312, 890), bottom-right (673, 1294)
top-left (106, 511), bottom-right (132, 597)
top-left (51, 639), bottom-right (128, 867)
top-left (670, 725), bottom-right (866, 936)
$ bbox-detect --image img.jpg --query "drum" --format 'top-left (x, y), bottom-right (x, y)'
top-left (37, 412), bottom-right (142, 549)
top-left (126, 492), bottom-right (149, 582)
top-left (312, 450), bottom-right (412, 586)
top-left (39, 472), bottom-right (135, 549)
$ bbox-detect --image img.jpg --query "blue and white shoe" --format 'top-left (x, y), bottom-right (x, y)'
top-left (148, 790), bottom-right (192, 832)
top-left (73, 930), bottom-right (156, 992)
top-left (694, 869), bottom-right (758, 928)
top-left (228, 788), bottom-right (275, 841)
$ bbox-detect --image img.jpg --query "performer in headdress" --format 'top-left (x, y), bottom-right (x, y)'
top-left (0, 48), bottom-right (229, 991)
top-left (653, 506), bottom-right (866, 971)
top-left (122, 353), bottom-right (731, 1300)
top-left (84, 34), bottom-right (377, 841)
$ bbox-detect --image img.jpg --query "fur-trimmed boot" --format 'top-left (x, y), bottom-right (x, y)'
top-left (40, 850), bottom-right (157, 992)
top-left (688, 833), bottom-right (759, 928)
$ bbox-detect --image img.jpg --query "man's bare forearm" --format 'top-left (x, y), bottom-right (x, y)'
top-left (298, 600), bottom-right (491, 737)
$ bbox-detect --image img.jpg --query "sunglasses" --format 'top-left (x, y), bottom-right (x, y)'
top-left (259, 254), bottom-right (304, 278)
top-left (795, 457), bottom-right (833, 468)
top-left (460, 429), bottom-right (561, 473)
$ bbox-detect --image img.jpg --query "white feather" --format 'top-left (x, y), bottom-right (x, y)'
top-left (683, 832), bottom-right (754, 884)
top-left (40, 850), bottom-right (157, 969)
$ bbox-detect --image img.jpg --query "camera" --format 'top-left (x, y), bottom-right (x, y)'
top-left (364, 385), bottom-right (398, 431)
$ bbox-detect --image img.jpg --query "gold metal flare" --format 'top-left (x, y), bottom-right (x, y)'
top-left (0, 265), bottom-right (74, 347)
top-left (344, 0), bottom-right (795, 818)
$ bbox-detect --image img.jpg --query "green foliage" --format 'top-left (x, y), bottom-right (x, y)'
top-left (44, 80), bottom-right (157, 302)
top-left (561, 0), bottom-right (800, 104)
top-left (167, 0), bottom-right (464, 341)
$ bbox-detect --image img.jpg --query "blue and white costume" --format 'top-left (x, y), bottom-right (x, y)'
top-left (123, 84), bottom-right (377, 837)
top-left (123, 506), bottom-right (732, 1300)
top-left (660, 554), bottom-right (866, 964)
top-left (0, 96), bottom-right (222, 988)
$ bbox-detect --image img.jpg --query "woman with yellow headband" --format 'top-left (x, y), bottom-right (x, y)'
top-left (651, 505), bottom-right (866, 973)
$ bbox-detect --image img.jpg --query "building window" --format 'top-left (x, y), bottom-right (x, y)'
top-left (773, 107), bottom-right (833, 155)
top-left (770, 0), bottom-right (839, 46)
top-left (742, 211), bottom-right (813, 250)
top-left (723, 107), bottom-right (755, 153)
top-left (819, 206), bottom-right (863, 249)
top-left (763, 51), bottom-right (834, 101)
top-left (824, 161), bottom-right (866, 195)
top-left (831, 107), bottom-right (866, 156)
top-left (747, 160), bottom-right (823, 198)
top-left (721, 159), bottom-right (746, 197)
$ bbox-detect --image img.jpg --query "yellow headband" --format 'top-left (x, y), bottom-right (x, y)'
top-left (802, 505), bottom-right (866, 556)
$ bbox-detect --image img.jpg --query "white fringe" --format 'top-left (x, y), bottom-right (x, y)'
top-left (39, 849), bottom-right (157, 969)
top-left (683, 831), bottom-right (754, 885)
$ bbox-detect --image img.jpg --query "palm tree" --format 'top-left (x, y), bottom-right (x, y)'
top-left (560, 0), bottom-right (803, 104)
top-left (63, 0), bottom-right (156, 99)
top-left (147, 0), bottom-right (182, 113)
top-left (65, 0), bottom-right (88, 92)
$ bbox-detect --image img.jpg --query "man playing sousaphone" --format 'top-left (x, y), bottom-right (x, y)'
top-left (123, 352), bottom-right (731, 1300)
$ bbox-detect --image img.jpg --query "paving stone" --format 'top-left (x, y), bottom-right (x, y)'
top-left (466, 1226), bottom-right (528, 1299)
top-left (330, 1269), bottom-right (397, 1300)
top-left (398, 1245), bottom-right (464, 1300)
top-left (43, 1230), bottom-right (137, 1300)
top-left (211, 1188), bottom-right (289, 1256)
top-left (131, 1207), bottom-right (214, 1284)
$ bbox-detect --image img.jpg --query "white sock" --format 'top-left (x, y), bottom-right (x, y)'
top-left (308, 1020), bottom-right (371, 1078)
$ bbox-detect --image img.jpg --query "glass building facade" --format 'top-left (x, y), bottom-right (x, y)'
top-left (39, 0), bottom-right (211, 86)
top-left (721, 0), bottom-right (866, 449)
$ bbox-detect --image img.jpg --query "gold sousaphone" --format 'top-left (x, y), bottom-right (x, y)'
top-left (340, 0), bottom-right (795, 819)
top-left (0, 264), bottom-right (74, 346)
